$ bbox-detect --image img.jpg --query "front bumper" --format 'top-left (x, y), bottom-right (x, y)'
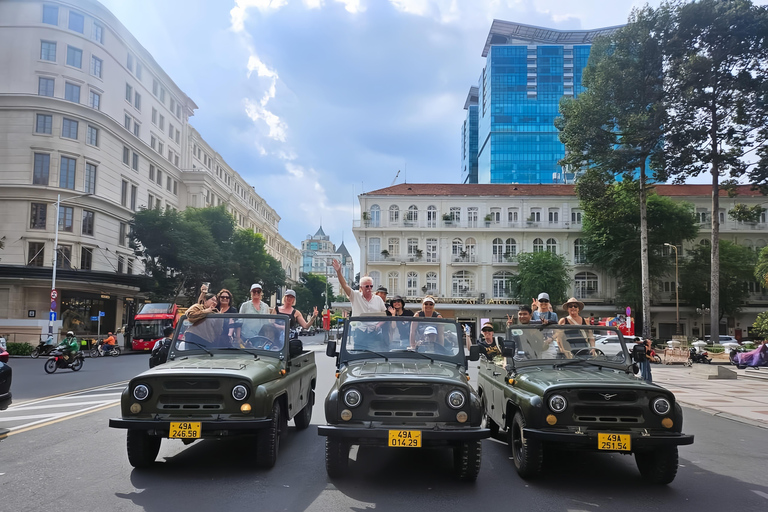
top-left (318, 425), bottom-right (490, 445)
top-left (109, 417), bottom-right (272, 436)
top-left (523, 427), bottom-right (694, 450)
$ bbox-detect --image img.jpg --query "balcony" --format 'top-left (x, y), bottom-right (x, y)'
top-left (354, 217), bottom-right (570, 230)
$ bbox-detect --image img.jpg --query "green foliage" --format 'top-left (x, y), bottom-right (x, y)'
top-left (729, 204), bottom-right (766, 224)
top-left (750, 310), bottom-right (768, 339)
top-left (294, 273), bottom-right (328, 314)
top-left (7, 342), bottom-right (34, 356)
top-left (754, 246), bottom-right (768, 288)
top-left (509, 251), bottom-right (571, 305)
top-left (680, 240), bottom-right (757, 320)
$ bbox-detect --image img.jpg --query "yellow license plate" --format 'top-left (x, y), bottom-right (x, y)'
top-left (388, 430), bottom-right (421, 448)
top-left (169, 421), bottom-right (201, 439)
top-left (598, 433), bottom-right (631, 451)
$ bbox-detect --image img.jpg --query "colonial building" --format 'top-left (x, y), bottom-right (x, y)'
top-left (301, 226), bottom-right (354, 296)
top-left (0, 0), bottom-right (300, 340)
top-left (352, 183), bottom-right (767, 340)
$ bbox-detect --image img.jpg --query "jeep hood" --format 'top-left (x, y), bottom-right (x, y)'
top-left (341, 359), bottom-right (466, 385)
top-left (138, 355), bottom-right (281, 383)
top-left (518, 367), bottom-right (659, 393)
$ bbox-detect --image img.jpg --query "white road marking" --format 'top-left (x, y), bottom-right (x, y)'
top-left (753, 490), bottom-right (768, 500)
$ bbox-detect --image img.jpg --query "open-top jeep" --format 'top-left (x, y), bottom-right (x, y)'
top-left (318, 316), bottom-right (488, 481)
top-left (478, 325), bottom-right (693, 484)
top-left (109, 313), bottom-right (316, 468)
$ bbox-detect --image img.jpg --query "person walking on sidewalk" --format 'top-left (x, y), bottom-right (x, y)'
top-left (632, 337), bottom-right (653, 383)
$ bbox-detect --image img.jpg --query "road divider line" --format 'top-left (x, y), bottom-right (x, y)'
top-left (9, 381), bottom-right (128, 407)
top-left (6, 401), bottom-right (119, 437)
top-left (8, 398), bottom-right (122, 412)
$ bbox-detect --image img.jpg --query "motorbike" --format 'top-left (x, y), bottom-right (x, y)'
top-left (30, 338), bottom-right (57, 359)
top-left (648, 347), bottom-right (662, 364)
top-left (89, 340), bottom-right (121, 358)
top-left (44, 348), bottom-right (85, 373)
top-left (685, 346), bottom-right (711, 366)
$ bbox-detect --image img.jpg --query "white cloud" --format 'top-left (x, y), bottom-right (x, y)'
top-left (230, 0), bottom-right (290, 32)
top-left (303, 0), bottom-right (324, 8)
top-left (244, 98), bottom-right (288, 142)
top-left (335, 0), bottom-right (365, 14)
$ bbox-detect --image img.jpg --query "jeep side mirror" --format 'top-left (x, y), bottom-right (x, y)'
top-left (501, 338), bottom-right (516, 357)
top-left (468, 344), bottom-right (480, 361)
top-left (632, 362), bottom-right (639, 375)
top-left (326, 340), bottom-right (338, 358)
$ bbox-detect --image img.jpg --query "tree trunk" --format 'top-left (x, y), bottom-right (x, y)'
top-left (639, 165), bottom-right (651, 339)
top-left (710, 106), bottom-right (720, 341)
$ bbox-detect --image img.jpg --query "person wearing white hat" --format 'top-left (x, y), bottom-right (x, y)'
top-left (239, 283), bottom-right (270, 315)
top-left (532, 292), bottom-right (558, 324)
top-left (557, 297), bottom-right (595, 353)
top-left (275, 289), bottom-right (317, 331)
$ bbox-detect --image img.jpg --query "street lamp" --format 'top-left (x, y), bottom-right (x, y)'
top-left (664, 243), bottom-right (680, 335)
top-left (695, 304), bottom-right (710, 340)
top-left (49, 192), bottom-right (92, 339)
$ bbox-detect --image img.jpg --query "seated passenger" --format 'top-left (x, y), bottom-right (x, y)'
top-left (415, 326), bottom-right (454, 355)
top-left (477, 322), bottom-right (501, 360)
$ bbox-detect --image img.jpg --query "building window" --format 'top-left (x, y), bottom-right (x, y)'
top-left (56, 246), bottom-right (71, 268)
top-left (173, 180), bottom-right (177, 194)
top-left (427, 205), bottom-right (437, 228)
top-left (68, 11), bottom-right (84, 33)
top-left (134, 92), bottom-right (141, 111)
top-left (387, 237), bottom-right (400, 257)
top-left (124, 114), bottom-right (132, 130)
top-left (84, 163), bottom-right (96, 194)
top-left (426, 271), bottom-right (437, 295)
top-left (493, 271), bottom-right (513, 298)
top-left (529, 209), bottom-right (541, 223)
top-left (505, 238), bottom-right (517, 259)
top-left (30, 203), bottom-right (47, 229)
top-left (159, 114), bottom-right (165, 130)
top-left (39, 77), bottom-right (55, 97)
top-left (176, 104), bottom-right (182, 118)
top-left (546, 238), bottom-right (558, 254)
top-left (492, 238), bottom-right (504, 263)
top-left (135, 61), bottom-right (142, 79)
top-left (130, 184), bottom-right (137, 211)
top-left (89, 90), bottom-right (100, 110)
top-left (571, 210), bottom-right (582, 224)
top-left (92, 22), bottom-right (103, 44)
top-left (451, 238), bottom-right (464, 261)
top-left (152, 79), bottom-right (159, 97)
top-left (28, 242), bottom-right (45, 266)
top-left (175, 129), bottom-right (180, 144)
top-left (117, 255), bottom-right (125, 273)
top-left (127, 53), bottom-right (134, 72)
top-left (467, 207), bottom-right (478, 228)
top-left (122, 146), bottom-right (130, 165)
top-left (36, 114), bottom-right (52, 134)
top-left (121, 180), bottom-right (128, 206)
top-left (548, 209), bottom-right (559, 224)
top-left (58, 205), bottom-right (74, 232)
top-left (42, 5), bottom-right (58, 25)
top-left (80, 247), bottom-right (93, 269)
top-left (66, 46), bottom-right (82, 68)
top-left (156, 168), bottom-right (162, 185)
top-left (169, 123), bottom-right (174, 138)
top-left (33, 153), bottom-right (50, 184)
top-left (452, 270), bottom-right (474, 297)
top-left (407, 271), bottom-right (418, 296)
top-left (388, 271), bottom-right (400, 295)
top-left (574, 238), bottom-right (586, 264)
top-left (508, 208), bottom-right (519, 223)
top-left (575, 271), bottom-right (599, 299)
top-left (64, 82), bottom-right (80, 103)
top-left (133, 122), bottom-right (140, 138)
top-left (368, 237), bottom-right (381, 260)
top-left (449, 206), bottom-right (461, 224)
top-left (86, 125), bottom-right (98, 146)
top-left (160, 87), bottom-right (165, 103)
top-left (533, 238), bottom-right (544, 253)
top-left (489, 207), bottom-right (501, 223)
top-left (59, 156), bottom-right (76, 189)
top-left (125, 83), bottom-right (133, 103)
top-left (158, 141), bottom-right (164, 155)
top-left (90, 56), bottom-right (102, 78)
top-left (127, 258), bottom-right (134, 275)
top-left (149, 164), bottom-right (155, 181)
top-left (61, 117), bottom-right (78, 139)
top-left (407, 237), bottom-right (419, 258)
top-left (426, 238), bottom-right (438, 263)
top-left (369, 204), bottom-right (380, 227)
top-left (40, 41), bottom-right (56, 61)
top-left (119, 222), bottom-right (127, 246)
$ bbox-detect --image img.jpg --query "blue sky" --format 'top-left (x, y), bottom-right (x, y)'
top-left (97, 0), bottom-right (765, 270)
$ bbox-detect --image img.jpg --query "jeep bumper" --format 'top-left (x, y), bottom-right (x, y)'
top-left (318, 425), bottom-right (489, 444)
top-left (109, 417), bottom-right (272, 435)
top-left (523, 427), bottom-right (694, 449)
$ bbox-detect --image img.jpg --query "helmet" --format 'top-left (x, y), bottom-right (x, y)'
top-left (67, 331), bottom-right (74, 336)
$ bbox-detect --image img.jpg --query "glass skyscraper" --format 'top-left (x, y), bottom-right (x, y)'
top-left (462, 21), bottom-right (621, 184)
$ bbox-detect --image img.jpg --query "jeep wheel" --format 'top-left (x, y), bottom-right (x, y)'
top-left (293, 391), bottom-right (313, 430)
top-left (635, 447), bottom-right (679, 484)
top-left (454, 440), bottom-right (482, 482)
top-left (325, 438), bottom-right (349, 478)
top-left (510, 412), bottom-right (543, 478)
top-left (484, 412), bottom-right (499, 437)
top-left (256, 401), bottom-right (282, 468)
top-left (126, 430), bottom-right (161, 468)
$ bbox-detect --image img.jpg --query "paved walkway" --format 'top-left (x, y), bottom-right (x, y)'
top-left (650, 364), bottom-right (768, 429)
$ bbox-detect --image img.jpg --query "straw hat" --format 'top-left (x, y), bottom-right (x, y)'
top-left (561, 297), bottom-right (585, 312)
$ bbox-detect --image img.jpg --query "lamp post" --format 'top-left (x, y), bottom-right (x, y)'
top-left (695, 304), bottom-right (710, 340)
top-left (49, 192), bottom-right (92, 339)
top-left (664, 243), bottom-right (680, 335)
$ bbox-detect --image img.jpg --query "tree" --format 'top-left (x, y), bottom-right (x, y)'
top-left (754, 246), bottom-right (768, 288)
top-left (680, 240), bottom-right (757, 324)
top-left (750, 310), bottom-right (768, 339)
top-left (295, 273), bottom-right (328, 313)
top-left (557, 4), bottom-right (669, 338)
top-left (509, 251), bottom-right (571, 306)
top-left (663, 0), bottom-right (768, 345)
top-left (577, 180), bottom-right (698, 321)
top-left (230, 228), bottom-right (285, 302)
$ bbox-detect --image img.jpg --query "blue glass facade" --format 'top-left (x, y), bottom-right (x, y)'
top-left (461, 105), bottom-right (478, 183)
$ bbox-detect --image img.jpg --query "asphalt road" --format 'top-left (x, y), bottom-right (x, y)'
top-left (1, 338), bottom-right (767, 512)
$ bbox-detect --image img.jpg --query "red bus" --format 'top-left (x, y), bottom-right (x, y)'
top-left (132, 303), bottom-right (187, 351)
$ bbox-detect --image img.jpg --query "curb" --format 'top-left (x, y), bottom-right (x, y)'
top-left (674, 400), bottom-right (768, 431)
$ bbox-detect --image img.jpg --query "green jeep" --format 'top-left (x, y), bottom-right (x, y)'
top-left (109, 313), bottom-right (316, 468)
top-left (318, 316), bottom-right (488, 481)
top-left (478, 325), bottom-right (693, 484)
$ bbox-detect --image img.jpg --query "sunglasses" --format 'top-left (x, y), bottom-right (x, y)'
top-left (539, 299), bottom-right (550, 303)
top-left (251, 290), bottom-right (262, 294)
top-left (481, 328), bottom-right (494, 332)
top-left (362, 285), bottom-right (373, 289)
top-left (568, 304), bottom-right (580, 309)
top-left (219, 295), bottom-right (231, 300)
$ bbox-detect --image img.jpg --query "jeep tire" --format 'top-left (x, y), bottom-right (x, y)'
top-left (325, 438), bottom-right (349, 478)
top-left (510, 411), bottom-right (543, 478)
top-left (454, 440), bottom-right (482, 482)
top-left (256, 401), bottom-right (282, 468)
top-left (635, 446), bottom-right (679, 484)
top-left (127, 430), bottom-right (161, 468)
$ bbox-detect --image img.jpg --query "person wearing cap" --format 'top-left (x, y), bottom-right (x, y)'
top-left (276, 289), bottom-right (318, 331)
top-left (477, 322), bottom-right (501, 360)
top-left (386, 295), bottom-right (414, 344)
top-left (102, 331), bottom-right (117, 355)
top-left (375, 285), bottom-right (388, 305)
top-left (239, 283), bottom-right (271, 315)
top-left (557, 297), bottom-right (595, 353)
top-left (532, 292), bottom-right (558, 324)
top-left (415, 325), bottom-right (453, 355)
top-left (409, 296), bottom-right (442, 347)
top-left (332, 258), bottom-right (385, 316)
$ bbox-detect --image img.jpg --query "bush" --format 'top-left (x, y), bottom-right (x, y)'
top-left (7, 342), bottom-right (34, 356)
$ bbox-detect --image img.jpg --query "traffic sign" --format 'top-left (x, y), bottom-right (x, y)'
top-left (50, 289), bottom-right (58, 300)
top-left (99, 311), bottom-right (105, 317)
top-left (90, 316), bottom-right (98, 321)
top-left (49, 312), bottom-right (57, 321)
top-left (51, 300), bottom-right (57, 310)
top-left (626, 307), bottom-right (631, 316)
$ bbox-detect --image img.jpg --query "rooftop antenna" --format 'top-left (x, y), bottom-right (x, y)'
top-left (390, 169), bottom-right (400, 186)
top-left (404, 162), bottom-right (407, 184)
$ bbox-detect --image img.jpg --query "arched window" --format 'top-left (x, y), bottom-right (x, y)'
top-left (426, 238), bottom-right (438, 262)
top-left (465, 237), bottom-right (476, 262)
top-left (492, 238), bottom-right (504, 263)
top-left (407, 271), bottom-right (418, 296)
top-left (389, 205), bottom-right (399, 223)
top-left (387, 237), bottom-right (400, 257)
top-left (452, 238), bottom-right (464, 261)
top-left (368, 237), bottom-right (381, 260)
top-left (574, 238), bottom-right (586, 263)
top-left (575, 271), bottom-right (598, 299)
top-left (452, 271), bottom-right (474, 297)
top-left (493, 271), bottom-right (513, 298)
top-left (467, 207), bottom-right (478, 228)
top-left (388, 271), bottom-right (400, 295)
top-left (369, 270), bottom-right (381, 289)
top-left (505, 238), bottom-right (517, 259)
top-left (426, 271), bottom-right (438, 295)
top-left (406, 205), bottom-right (418, 224)
top-left (369, 204), bottom-right (380, 227)
top-left (533, 238), bottom-right (544, 253)
top-left (546, 238), bottom-right (558, 254)
top-left (427, 205), bottom-right (437, 228)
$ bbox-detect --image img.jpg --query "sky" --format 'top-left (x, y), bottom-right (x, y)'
top-left (97, 0), bottom-right (766, 270)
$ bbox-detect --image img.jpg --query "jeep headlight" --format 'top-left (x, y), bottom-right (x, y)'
top-left (133, 384), bottom-right (150, 401)
top-left (447, 390), bottom-right (465, 409)
top-left (651, 397), bottom-right (671, 415)
top-left (343, 388), bottom-right (362, 408)
top-left (232, 384), bottom-right (249, 401)
top-left (548, 394), bottom-right (567, 413)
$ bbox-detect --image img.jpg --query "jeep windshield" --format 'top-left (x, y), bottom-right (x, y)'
top-left (505, 325), bottom-right (630, 366)
top-left (339, 317), bottom-right (464, 363)
top-left (172, 313), bottom-right (289, 355)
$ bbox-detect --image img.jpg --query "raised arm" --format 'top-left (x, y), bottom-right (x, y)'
top-left (332, 259), bottom-right (352, 298)
top-left (295, 306), bottom-right (318, 329)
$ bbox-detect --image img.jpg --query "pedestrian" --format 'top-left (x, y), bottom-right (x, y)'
top-left (216, 288), bottom-right (237, 314)
top-left (507, 304), bottom-right (534, 326)
top-left (387, 295), bottom-right (414, 344)
top-left (633, 337), bottom-right (653, 382)
top-left (239, 283), bottom-right (271, 314)
top-left (332, 258), bottom-right (385, 316)
top-left (149, 326), bottom-right (174, 368)
top-left (532, 293), bottom-right (558, 324)
top-left (0, 333), bottom-right (6, 351)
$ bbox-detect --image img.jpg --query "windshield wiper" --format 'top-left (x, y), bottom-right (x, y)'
top-left (553, 358), bottom-right (611, 369)
top-left (217, 347), bottom-right (261, 358)
top-left (391, 349), bottom-right (434, 363)
top-left (353, 349), bottom-right (389, 361)
top-left (182, 340), bottom-right (214, 357)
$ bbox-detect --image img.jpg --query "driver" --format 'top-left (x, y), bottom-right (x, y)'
top-left (415, 326), bottom-right (453, 355)
top-left (59, 331), bottom-right (79, 362)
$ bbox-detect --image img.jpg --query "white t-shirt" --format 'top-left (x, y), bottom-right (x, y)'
top-left (349, 290), bottom-right (386, 317)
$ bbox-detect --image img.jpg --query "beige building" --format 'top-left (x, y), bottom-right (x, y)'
top-left (353, 183), bottom-right (768, 341)
top-left (0, 0), bottom-right (299, 340)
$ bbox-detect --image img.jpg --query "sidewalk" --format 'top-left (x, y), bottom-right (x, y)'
top-left (650, 364), bottom-right (768, 430)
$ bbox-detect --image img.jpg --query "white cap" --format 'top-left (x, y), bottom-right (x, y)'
top-left (284, 289), bottom-right (296, 298)
top-left (424, 326), bottom-right (438, 335)
top-left (422, 296), bottom-right (436, 304)
top-left (537, 292), bottom-right (550, 301)
top-left (250, 283), bottom-right (263, 291)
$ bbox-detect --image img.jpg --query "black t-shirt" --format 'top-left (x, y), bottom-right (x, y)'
top-left (477, 339), bottom-right (501, 360)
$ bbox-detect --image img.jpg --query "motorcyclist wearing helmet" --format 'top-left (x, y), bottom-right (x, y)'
top-left (102, 332), bottom-right (116, 355)
top-left (58, 331), bottom-right (79, 362)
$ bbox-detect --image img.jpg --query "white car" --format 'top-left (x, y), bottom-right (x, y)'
top-left (593, 335), bottom-right (629, 358)
top-left (703, 335), bottom-right (738, 344)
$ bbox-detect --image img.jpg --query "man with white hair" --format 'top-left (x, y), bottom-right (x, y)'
top-left (332, 259), bottom-right (385, 317)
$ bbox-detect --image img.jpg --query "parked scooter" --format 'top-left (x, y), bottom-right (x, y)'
top-left (684, 346), bottom-right (711, 366)
top-left (44, 348), bottom-right (84, 373)
top-left (30, 337), bottom-right (57, 359)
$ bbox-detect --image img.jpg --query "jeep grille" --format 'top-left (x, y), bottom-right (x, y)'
top-left (573, 406), bottom-right (643, 423)
top-left (159, 394), bottom-right (224, 410)
top-left (370, 400), bottom-right (439, 417)
top-left (163, 379), bottom-right (220, 390)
